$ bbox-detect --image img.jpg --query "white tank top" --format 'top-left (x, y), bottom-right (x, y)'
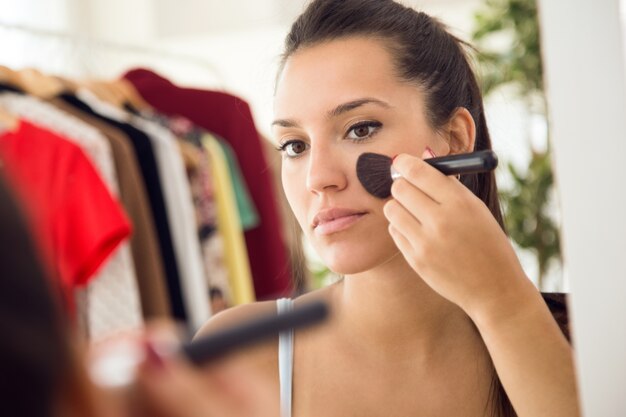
top-left (277, 298), bottom-right (295, 417)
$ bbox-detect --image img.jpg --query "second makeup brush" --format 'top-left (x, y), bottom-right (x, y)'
top-left (89, 301), bottom-right (329, 388)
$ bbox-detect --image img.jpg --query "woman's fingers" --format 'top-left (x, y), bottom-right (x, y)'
top-left (390, 177), bottom-right (439, 221)
top-left (388, 224), bottom-right (413, 255)
top-left (392, 151), bottom-right (460, 203)
top-left (384, 199), bottom-right (424, 248)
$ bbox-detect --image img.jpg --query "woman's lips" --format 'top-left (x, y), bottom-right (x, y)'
top-left (313, 213), bottom-right (366, 236)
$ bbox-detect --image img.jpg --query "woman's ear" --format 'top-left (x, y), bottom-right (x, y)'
top-left (445, 107), bottom-right (476, 154)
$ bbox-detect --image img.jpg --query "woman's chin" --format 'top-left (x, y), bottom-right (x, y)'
top-left (317, 243), bottom-right (398, 276)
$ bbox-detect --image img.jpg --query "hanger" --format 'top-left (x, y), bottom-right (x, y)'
top-left (0, 66), bottom-right (24, 94)
top-left (14, 68), bottom-right (65, 99)
top-left (113, 79), bottom-right (152, 112)
top-left (0, 66), bottom-right (19, 85)
top-left (53, 75), bottom-right (80, 94)
top-left (0, 67), bottom-right (20, 133)
top-left (0, 21), bottom-right (223, 84)
top-left (78, 79), bottom-right (127, 109)
top-left (70, 78), bottom-right (150, 113)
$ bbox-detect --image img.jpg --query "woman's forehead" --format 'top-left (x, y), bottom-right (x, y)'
top-left (280, 38), bottom-right (396, 84)
top-left (274, 37), bottom-right (410, 116)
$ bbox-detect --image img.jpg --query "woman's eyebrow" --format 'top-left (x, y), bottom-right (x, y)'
top-left (271, 118), bottom-right (301, 128)
top-left (327, 97), bottom-right (392, 118)
top-left (271, 97), bottom-right (391, 129)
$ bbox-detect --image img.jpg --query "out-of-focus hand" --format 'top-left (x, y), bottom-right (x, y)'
top-left (88, 323), bottom-right (278, 417)
top-left (134, 339), bottom-right (278, 417)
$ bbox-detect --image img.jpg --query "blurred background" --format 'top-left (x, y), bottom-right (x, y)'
top-left (0, 0), bottom-right (564, 294)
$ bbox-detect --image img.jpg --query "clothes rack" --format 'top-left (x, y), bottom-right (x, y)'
top-left (0, 21), bottom-right (224, 83)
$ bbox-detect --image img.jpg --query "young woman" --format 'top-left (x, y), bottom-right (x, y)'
top-left (198, 0), bottom-right (580, 416)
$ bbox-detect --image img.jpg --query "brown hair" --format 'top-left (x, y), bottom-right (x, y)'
top-left (279, 0), bottom-right (511, 415)
top-left (0, 175), bottom-right (71, 417)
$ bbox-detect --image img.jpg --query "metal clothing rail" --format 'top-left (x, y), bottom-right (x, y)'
top-left (0, 20), bottom-right (222, 77)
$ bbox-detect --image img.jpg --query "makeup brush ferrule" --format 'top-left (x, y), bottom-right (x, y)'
top-left (390, 166), bottom-right (402, 180)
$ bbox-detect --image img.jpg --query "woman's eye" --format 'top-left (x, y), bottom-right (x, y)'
top-left (279, 140), bottom-right (310, 157)
top-left (347, 121), bottom-right (382, 141)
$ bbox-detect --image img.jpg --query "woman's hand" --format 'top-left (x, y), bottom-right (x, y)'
top-left (383, 149), bottom-right (531, 317)
top-left (384, 150), bottom-right (581, 417)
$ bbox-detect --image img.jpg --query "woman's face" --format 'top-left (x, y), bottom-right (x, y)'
top-left (273, 37), bottom-right (445, 274)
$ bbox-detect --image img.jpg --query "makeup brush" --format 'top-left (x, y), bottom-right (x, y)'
top-left (89, 300), bottom-right (329, 388)
top-left (182, 300), bottom-right (328, 364)
top-left (356, 150), bottom-right (498, 199)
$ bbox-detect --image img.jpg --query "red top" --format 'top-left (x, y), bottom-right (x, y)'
top-left (0, 120), bottom-right (132, 302)
top-left (124, 68), bottom-right (293, 299)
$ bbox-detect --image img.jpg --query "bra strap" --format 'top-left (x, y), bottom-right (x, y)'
top-left (277, 298), bottom-right (294, 417)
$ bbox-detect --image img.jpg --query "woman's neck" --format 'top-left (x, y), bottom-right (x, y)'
top-left (332, 253), bottom-right (479, 361)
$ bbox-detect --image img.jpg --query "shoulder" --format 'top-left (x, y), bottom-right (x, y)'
top-left (193, 288), bottom-right (336, 370)
top-left (196, 285), bottom-right (336, 338)
top-left (194, 300), bottom-right (280, 372)
top-left (195, 299), bottom-right (281, 338)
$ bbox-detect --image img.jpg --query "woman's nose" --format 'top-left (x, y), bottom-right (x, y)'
top-left (305, 145), bottom-right (348, 195)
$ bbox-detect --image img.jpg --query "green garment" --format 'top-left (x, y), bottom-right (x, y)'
top-left (216, 138), bottom-right (260, 231)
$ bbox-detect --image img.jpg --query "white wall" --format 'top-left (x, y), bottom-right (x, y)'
top-left (0, 0), bottom-right (69, 70)
top-left (538, 0), bottom-right (626, 415)
top-left (0, 0), bottom-right (69, 30)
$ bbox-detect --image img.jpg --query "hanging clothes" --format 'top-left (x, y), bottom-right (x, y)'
top-left (137, 110), bottom-right (218, 239)
top-left (0, 92), bottom-right (117, 192)
top-left (124, 68), bottom-right (293, 300)
top-left (136, 110), bottom-right (234, 305)
top-left (0, 92), bottom-right (144, 338)
top-left (176, 139), bottom-right (212, 232)
top-left (216, 138), bottom-right (260, 232)
top-left (59, 93), bottom-right (189, 324)
top-left (0, 120), bottom-right (132, 315)
top-left (50, 98), bottom-right (172, 319)
top-left (76, 89), bottom-right (211, 330)
top-left (203, 133), bottom-right (255, 305)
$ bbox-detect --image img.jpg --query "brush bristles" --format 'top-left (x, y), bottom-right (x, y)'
top-left (356, 152), bottom-right (393, 199)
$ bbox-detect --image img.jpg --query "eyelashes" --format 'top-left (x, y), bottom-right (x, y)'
top-left (277, 120), bottom-right (383, 158)
top-left (345, 120), bottom-right (382, 142)
top-left (276, 139), bottom-right (309, 158)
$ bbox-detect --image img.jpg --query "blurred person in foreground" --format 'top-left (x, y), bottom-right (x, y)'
top-left (0, 172), bottom-right (277, 417)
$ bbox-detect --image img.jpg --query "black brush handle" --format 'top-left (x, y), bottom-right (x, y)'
top-left (181, 301), bottom-right (329, 365)
top-left (426, 150), bottom-right (498, 175)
